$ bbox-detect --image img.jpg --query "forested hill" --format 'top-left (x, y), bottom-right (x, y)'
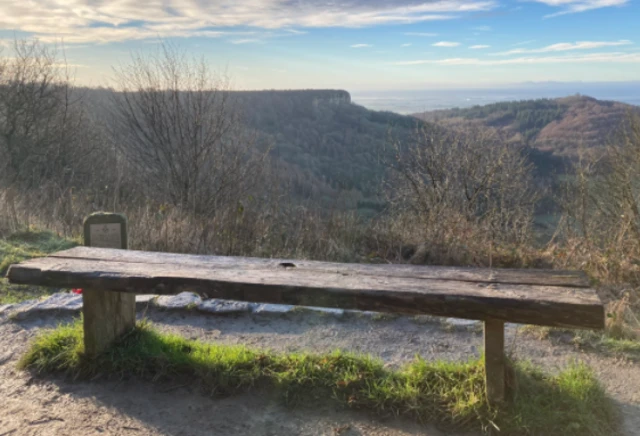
top-left (81, 88), bottom-right (593, 210)
top-left (233, 90), bottom-right (417, 203)
top-left (414, 95), bottom-right (640, 157)
top-left (82, 88), bottom-right (420, 209)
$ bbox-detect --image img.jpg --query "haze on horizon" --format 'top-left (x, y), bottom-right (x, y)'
top-left (1, 0), bottom-right (638, 91)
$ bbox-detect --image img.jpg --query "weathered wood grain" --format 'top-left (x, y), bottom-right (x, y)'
top-left (83, 288), bottom-right (136, 357)
top-left (46, 247), bottom-right (590, 288)
top-left (484, 319), bottom-right (505, 404)
top-left (7, 248), bottom-right (604, 329)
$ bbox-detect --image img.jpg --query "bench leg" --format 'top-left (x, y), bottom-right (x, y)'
top-left (83, 289), bottom-right (136, 357)
top-left (484, 318), bottom-right (505, 405)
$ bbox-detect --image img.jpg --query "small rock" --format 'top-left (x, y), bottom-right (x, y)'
top-left (445, 318), bottom-right (479, 327)
top-left (305, 306), bottom-right (344, 315)
top-left (135, 295), bottom-right (157, 304)
top-left (0, 304), bottom-right (14, 315)
top-left (154, 292), bottom-right (202, 309)
top-left (198, 299), bottom-right (254, 314)
top-left (252, 303), bottom-right (294, 314)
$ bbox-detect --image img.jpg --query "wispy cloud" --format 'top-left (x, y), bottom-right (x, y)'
top-left (351, 43), bottom-right (372, 48)
top-left (527, 0), bottom-right (629, 17)
top-left (231, 38), bottom-right (264, 45)
top-left (433, 41), bottom-right (461, 47)
top-left (494, 40), bottom-right (632, 55)
top-left (394, 52), bottom-right (640, 66)
top-left (0, 0), bottom-right (497, 44)
top-left (283, 29), bottom-right (308, 35)
top-left (404, 32), bottom-right (438, 37)
top-left (473, 25), bottom-right (491, 31)
top-left (401, 43), bottom-right (413, 47)
top-left (469, 44), bottom-right (490, 49)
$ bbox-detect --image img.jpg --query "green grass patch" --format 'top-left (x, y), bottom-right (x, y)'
top-left (19, 320), bottom-right (619, 435)
top-left (0, 229), bottom-right (77, 304)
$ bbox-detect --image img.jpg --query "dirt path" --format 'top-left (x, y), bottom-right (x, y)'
top-left (1, 308), bottom-right (639, 435)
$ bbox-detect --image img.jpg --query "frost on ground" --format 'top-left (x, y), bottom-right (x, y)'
top-left (0, 295), bottom-right (639, 435)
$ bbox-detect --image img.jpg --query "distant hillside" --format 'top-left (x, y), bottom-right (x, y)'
top-left (232, 90), bottom-right (417, 204)
top-left (413, 95), bottom-right (639, 157)
top-left (81, 88), bottom-right (421, 211)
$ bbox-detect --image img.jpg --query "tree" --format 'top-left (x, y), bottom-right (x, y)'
top-left (108, 44), bottom-right (266, 216)
top-left (0, 39), bottom-right (96, 230)
top-left (0, 39), bottom-right (91, 191)
top-left (386, 124), bottom-right (538, 264)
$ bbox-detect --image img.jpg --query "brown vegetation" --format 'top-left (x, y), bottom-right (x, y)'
top-left (415, 95), bottom-right (640, 157)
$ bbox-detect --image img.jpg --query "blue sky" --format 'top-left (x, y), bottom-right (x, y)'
top-left (0, 0), bottom-right (638, 90)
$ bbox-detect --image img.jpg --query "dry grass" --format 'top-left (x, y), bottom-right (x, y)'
top-left (2, 183), bottom-right (639, 346)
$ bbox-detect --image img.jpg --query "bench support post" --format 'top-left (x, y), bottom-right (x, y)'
top-left (484, 318), bottom-right (505, 405)
top-left (83, 289), bottom-right (136, 357)
top-left (82, 213), bottom-right (136, 357)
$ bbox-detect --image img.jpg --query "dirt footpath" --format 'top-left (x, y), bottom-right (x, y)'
top-left (0, 308), bottom-right (638, 436)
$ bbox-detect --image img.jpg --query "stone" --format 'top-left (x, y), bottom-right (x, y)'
top-left (0, 304), bottom-right (14, 315)
top-left (304, 306), bottom-right (344, 315)
top-left (252, 303), bottom-right (294, 314)
top-left (83, 212), bottom-right (128, 249)
top-left (25, 293), bottom-right (83, 312)
top-left (445, 318), bottom-right (480, 327)
top-left (198, 299), bottom-right (254, 314)
top-left (154, 292), bottom-right (202, 309)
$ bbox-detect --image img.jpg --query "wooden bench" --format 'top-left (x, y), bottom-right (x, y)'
top-left (6, 246), bottom-right (604, 404)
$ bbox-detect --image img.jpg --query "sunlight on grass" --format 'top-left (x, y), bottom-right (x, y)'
top-left (19, 319), bottom-right (619, 436)
top-left (0, 229), bottom-right (77, 304)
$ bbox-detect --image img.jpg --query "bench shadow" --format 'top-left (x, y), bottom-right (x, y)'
top-left (34, 372), bottom-right (452, 436)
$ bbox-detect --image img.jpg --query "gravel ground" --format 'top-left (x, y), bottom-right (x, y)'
top-left (0, 307), bottom-right (638, 436)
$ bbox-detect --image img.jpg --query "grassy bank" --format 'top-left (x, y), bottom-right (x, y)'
top-left (19, 320), bottom-right (619, 436)
top-left (0, 229), bottom-right (77, 304)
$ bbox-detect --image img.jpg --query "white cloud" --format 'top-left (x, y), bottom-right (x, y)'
top-left (473, 25), bottom-right (491, 31)
top-left (433, 41), bottom-right (461, 47)
top-left (351, 43), bottom-right (372, 48)
top-left (469, 44), bottom-right (490, 49)
top-left (231, 38), bottom-right (264, 44)
top-left (527, 0), bottom-right (628, 17)
top-left (0, 0), bottom-right (497, 44)
top-left (283, 29), bottom-right (308, 35)
top-left (404, 32), bottom-right (438, 37)
top-left (401, 43), bottom-right (413, 47)
top-left (494, 40), bottom-right (632, 55)
top-left (394, 51), bottom-right (640, 65)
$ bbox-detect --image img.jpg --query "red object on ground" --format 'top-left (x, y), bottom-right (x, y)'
top-left (72, 288), bottom-right (83, 294)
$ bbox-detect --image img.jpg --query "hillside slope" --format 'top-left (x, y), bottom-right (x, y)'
top-left (414, 95), bottom-right (639, 157)
top-left (82, 88), bottom-right (421, 209)
top-left (233, 90), bottom-right (417, 203)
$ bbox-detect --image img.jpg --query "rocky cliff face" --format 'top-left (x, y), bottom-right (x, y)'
top-left (311, 90), bottom-right (351, 107)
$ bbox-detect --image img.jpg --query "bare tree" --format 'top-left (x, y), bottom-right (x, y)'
top-left (108, 44), bottom-right (266, 216)
top-left (0, 39), bottom-right (91, 190)
top-left (0, 39), bottom-right (97, 230)
top-left (386, 124), bottom-right (538, 264)
top-left (560, 114), bottom-right (640, 245)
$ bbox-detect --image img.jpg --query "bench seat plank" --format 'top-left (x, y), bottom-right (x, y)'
top-left (7, 248), bottom-right (603, 329)
top-left (47, 247), bottom-right (590, 288)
